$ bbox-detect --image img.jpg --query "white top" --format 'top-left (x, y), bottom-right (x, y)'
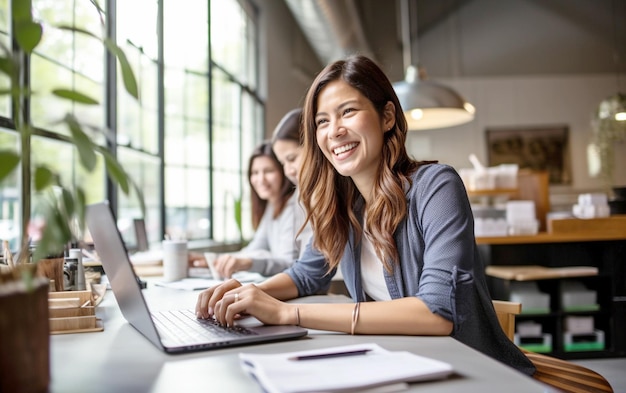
top-left (292, 189), bottom-right (314, 259)
top-left (238, 193), bottom-right (299, 276)
top-left (360, 233), bottom-right (391, 301)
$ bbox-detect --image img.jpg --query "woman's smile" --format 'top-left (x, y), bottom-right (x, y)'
top-left (333, 142), bottom-right (359, 156)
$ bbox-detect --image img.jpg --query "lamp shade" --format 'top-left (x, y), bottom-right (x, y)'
top-left (393, 65), bottom-right (475, 131)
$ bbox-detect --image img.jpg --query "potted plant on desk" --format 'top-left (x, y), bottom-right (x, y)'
top-left (0, 1), bottom-right (143, 392)
top-left (590, 92), bottom-right (626, 214)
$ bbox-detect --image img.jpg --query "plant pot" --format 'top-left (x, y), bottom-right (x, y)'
top-left (0, 273), bottom-right (50, 393)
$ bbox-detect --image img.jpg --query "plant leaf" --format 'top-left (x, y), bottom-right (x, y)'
top-left (52, 89), bottom-right (100, 105)
top-left (64, 114), bottom-right (97, 172)
top-left (104, 38), bottom-right (139, 100)
top-left (56, 25), bottom-right (101, 41)
top-left (61, 188), bottom-right (75, 218)
top-left (0, 150), bottom-right (20, 181)
top-left (98, 148), bottom-right (130, 194)
top-left (14, 20), bottom-right (42, 53)
top-left (88, 0), bottom-right (105, 15)
top-left (0, 56), bottom-right (14, 76)
top-left (34, 166), bottom-right (54, 191)
top-left (234, 196), bottom-right (242, 234)
top-left (75, 187), bottom-right (87, 235)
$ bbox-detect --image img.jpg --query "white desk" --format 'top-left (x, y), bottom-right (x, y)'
top-left (50, 284), bottom-right (554, 392)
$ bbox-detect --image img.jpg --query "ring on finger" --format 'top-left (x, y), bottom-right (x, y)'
top-left (234, 293), bottom-right (239, 302)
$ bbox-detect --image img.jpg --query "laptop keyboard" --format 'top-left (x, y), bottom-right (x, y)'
top-left (152, 309), bottom-right (257, 345)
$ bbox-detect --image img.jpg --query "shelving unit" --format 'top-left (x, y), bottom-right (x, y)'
top-left (486, 265), bottom-right (609, 357)
top-left (477, 215), bottom-right (626, 359)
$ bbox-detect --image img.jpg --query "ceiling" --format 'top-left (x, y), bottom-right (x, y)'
top-left (284, 0), bottom-right (467, 66)
top-left (284, 0), bottom-right (626, 81)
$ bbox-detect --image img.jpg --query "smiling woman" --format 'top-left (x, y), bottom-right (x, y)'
top-left (196, 54), bottom-right (536, 377)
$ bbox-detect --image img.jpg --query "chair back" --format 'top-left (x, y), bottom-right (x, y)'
top-left (492, 300), bottom-right (521, 341)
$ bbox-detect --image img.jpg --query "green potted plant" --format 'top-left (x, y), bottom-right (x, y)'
top-left (0, 1), bottom-right (143, 391)
top-left (590, 93), bottom-right (626, 196)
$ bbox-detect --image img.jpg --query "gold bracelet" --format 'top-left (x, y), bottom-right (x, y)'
top-left (295, 307), bottom-right (300, 326)
top-left (351, 302), bottom-right (361, 335)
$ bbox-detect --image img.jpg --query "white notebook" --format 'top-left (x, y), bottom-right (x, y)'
top-left (239, 343), bottom-right (453, 393)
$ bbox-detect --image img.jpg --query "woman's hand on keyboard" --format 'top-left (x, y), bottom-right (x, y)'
top-left (195, 279), bottom-right (242, 320)
top-left (198, 281), bottom-right (294, 328)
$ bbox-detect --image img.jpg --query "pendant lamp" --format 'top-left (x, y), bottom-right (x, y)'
top-left (392, 0), bottom-right (475, 131)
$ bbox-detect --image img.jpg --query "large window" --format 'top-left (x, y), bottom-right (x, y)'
top-left (210, 0), bottom-right (263, 242)
top-left (0, 0), bottom-right (263, 251)
top-left (163, 0), bottom-right (211, 241)
top-left (0, 0), bottom-right (16, 249)
top-left (116, 0), bottom-right (162, 246)
top-left (31, 0), bottom-right (105, 136)
top-left (0, 0), bottom-right (10, 117)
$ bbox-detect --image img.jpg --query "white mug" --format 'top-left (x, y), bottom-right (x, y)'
top-left (162, 240), bottom-right (188, 282)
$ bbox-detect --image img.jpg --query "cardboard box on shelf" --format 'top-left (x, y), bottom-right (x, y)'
top-left (564, 316), bottom-right (595, 335)
top-left (510, 281), bottom-right (550, 314)
top-left (560, 280), bottom-right (598, 312)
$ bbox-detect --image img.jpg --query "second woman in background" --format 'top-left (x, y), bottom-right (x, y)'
top-left (270, 108), bottom-right (313, 258)
top-left (209, 141), bottom-right (299, 278)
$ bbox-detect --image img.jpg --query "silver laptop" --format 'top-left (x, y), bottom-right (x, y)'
top-left (86, 201), bottom-right (308, 354)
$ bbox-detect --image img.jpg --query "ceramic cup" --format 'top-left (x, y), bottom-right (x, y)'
top-left (162, 240), bottom-right (188, 282)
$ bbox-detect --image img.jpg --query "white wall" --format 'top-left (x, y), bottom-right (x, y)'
top-left (256, 0), bottom-right (322, 137)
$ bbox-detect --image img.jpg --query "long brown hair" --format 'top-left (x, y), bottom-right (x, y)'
top-left (248, 141), bottom-right (295, 229)
top-left (300, 55), bottom-right (425, 272)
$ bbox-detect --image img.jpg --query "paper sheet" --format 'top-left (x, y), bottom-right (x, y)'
top-left (154, 271), bottom-right (265, 290)
top-left (239, 343), bottom-right (453, 393)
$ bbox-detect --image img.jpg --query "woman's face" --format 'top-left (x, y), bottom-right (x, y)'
top-left (272, 139), bottom-right (302, 185)
top-left (249, 156), bottom-right (283, 203)
top-left (314, 79), bottom-right (394, 189)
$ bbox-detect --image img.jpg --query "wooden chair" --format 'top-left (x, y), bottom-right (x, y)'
top-left (492, 300), bottom-right (613, 393)
top-left (492, 300), bottom-right (521, 341)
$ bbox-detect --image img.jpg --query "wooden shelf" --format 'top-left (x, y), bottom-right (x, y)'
top-left (548, 215), bottom-right (626, 235)
top-left (486, 265), bottom-right (598, 281)
top-left (467, 188), bottom-right (518, 197)
top-left (476, 232), bottom-right (626, 244)
top-left (477, 215), bottom-right (626, 244)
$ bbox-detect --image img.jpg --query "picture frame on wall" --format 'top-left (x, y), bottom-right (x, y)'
top-left (486, 125), bottom-right (572, 185)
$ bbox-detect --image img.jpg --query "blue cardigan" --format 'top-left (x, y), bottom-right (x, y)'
top-left (284, 163), bottom-right (535, 376)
